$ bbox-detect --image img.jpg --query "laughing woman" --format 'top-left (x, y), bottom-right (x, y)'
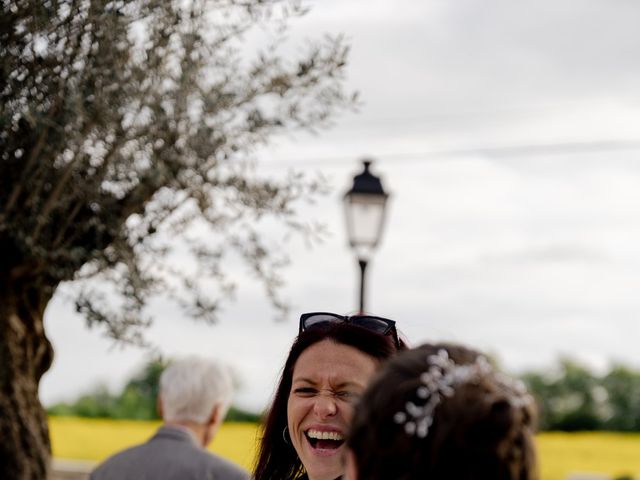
top-left (253, 312), bottom-right (404, 480)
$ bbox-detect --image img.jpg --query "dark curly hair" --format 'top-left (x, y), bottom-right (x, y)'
top-left (347, 343), bottom-right (539, 480)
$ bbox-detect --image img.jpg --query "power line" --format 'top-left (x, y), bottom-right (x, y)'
top-left (335, 100), bottom-right (640, 129)
top-left (260, 139), bottom-right (640, 169)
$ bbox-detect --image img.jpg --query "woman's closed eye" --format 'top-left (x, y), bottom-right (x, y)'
top-left (293, 386), bottom-right (318, 397)
top-left (335, 390), bottom-right (360, 401)
top-left (292, 387), bottom-right (358, 399)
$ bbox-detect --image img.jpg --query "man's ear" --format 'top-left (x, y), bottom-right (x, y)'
top-left (202, 404), bottom-right (224, 447)
top-left (208, 404), bottom-right (222, 427)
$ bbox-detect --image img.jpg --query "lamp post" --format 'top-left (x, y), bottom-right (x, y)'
top-left (344, 159), bottom-right (389, 313)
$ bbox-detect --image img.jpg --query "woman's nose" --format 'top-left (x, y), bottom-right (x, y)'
top-left (313, 393), bottom-right (337, 418)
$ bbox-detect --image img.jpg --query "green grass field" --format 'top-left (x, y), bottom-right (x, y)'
top-left (49, 417), bottom-right (640, 480)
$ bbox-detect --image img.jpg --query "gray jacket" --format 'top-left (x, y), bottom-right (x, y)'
top-left (90, 425), bottom-right (249, 480)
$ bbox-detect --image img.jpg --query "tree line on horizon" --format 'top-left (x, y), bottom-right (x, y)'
top-left (46, 360), bottom-right (261, 423)
top-left (521, 357), bottom-right (640, 432)
top-left (47, 357), bottom-right (640, 431)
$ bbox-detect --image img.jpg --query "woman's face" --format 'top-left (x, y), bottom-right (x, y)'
top-left (287, 339), bottom-right (378, 480)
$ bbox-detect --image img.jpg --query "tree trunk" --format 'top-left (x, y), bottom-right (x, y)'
top-left (0, 278), bottom-right (54, 480)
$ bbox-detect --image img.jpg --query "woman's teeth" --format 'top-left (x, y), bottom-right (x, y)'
top-left (305, 429), bottom-right (345, 450)
top-left (306, 429), bottom-right (344, 441)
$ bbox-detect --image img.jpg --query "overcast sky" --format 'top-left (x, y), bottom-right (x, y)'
top-left (41, 0), bottom-right (640, 413)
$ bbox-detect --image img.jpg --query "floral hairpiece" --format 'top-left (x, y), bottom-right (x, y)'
top-left (393, 349), bottom-right (532, 439)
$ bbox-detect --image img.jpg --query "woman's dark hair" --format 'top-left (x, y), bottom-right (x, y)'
top-left (348, 343), bottom-right (539, 480)
top-left (253, 322), bottom-right (402, 480)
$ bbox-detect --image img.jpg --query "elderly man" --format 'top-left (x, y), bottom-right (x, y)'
top-left (90, 356), bottom-right (249, 480)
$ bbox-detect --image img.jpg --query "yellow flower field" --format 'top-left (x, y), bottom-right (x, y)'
top-left (536, 432), bottom-right (640, 480)
top-left (49, 417), bottom-right (640, 480)
top-left (49, 417), bottom-right (260, 471)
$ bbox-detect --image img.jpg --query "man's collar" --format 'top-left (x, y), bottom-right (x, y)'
top-left (156, 424), bottom-right (201, 446)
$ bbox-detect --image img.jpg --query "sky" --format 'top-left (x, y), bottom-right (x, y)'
top-left (40, 0), bottom-right (640, 413)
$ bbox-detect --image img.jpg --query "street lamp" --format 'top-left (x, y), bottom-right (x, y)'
top-left (344, 159), bottom-right (389, 313)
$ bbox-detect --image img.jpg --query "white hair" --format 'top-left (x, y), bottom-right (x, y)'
top-left (159, 356), bottom-right (234, 424)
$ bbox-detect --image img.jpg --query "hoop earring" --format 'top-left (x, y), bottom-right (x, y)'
top-left (282, 426), bottom-right (291, 445)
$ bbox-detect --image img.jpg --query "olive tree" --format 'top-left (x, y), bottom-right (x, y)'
top-left (0, 0), bottom-right (353, 477)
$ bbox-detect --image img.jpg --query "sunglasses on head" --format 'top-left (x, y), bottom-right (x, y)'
top-left (299, 311), bottom-right (400, 349)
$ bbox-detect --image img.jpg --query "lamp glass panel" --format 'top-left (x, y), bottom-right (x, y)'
top-left (345, 193), bottom-right (386, 248)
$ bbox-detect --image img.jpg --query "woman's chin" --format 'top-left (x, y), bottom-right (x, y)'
top-left (301, 440), bottom-right (345, 480)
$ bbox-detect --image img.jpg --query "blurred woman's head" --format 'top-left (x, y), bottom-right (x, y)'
top-left (346, 343), bottom-right (538, 480)
top-left (254, 313), bottom-right (403, 480)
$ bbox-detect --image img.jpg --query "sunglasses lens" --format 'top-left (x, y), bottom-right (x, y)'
top-left (351, 317), bottom-right (393, 335)
top-left (302, 313), bottom-right (343, 331)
